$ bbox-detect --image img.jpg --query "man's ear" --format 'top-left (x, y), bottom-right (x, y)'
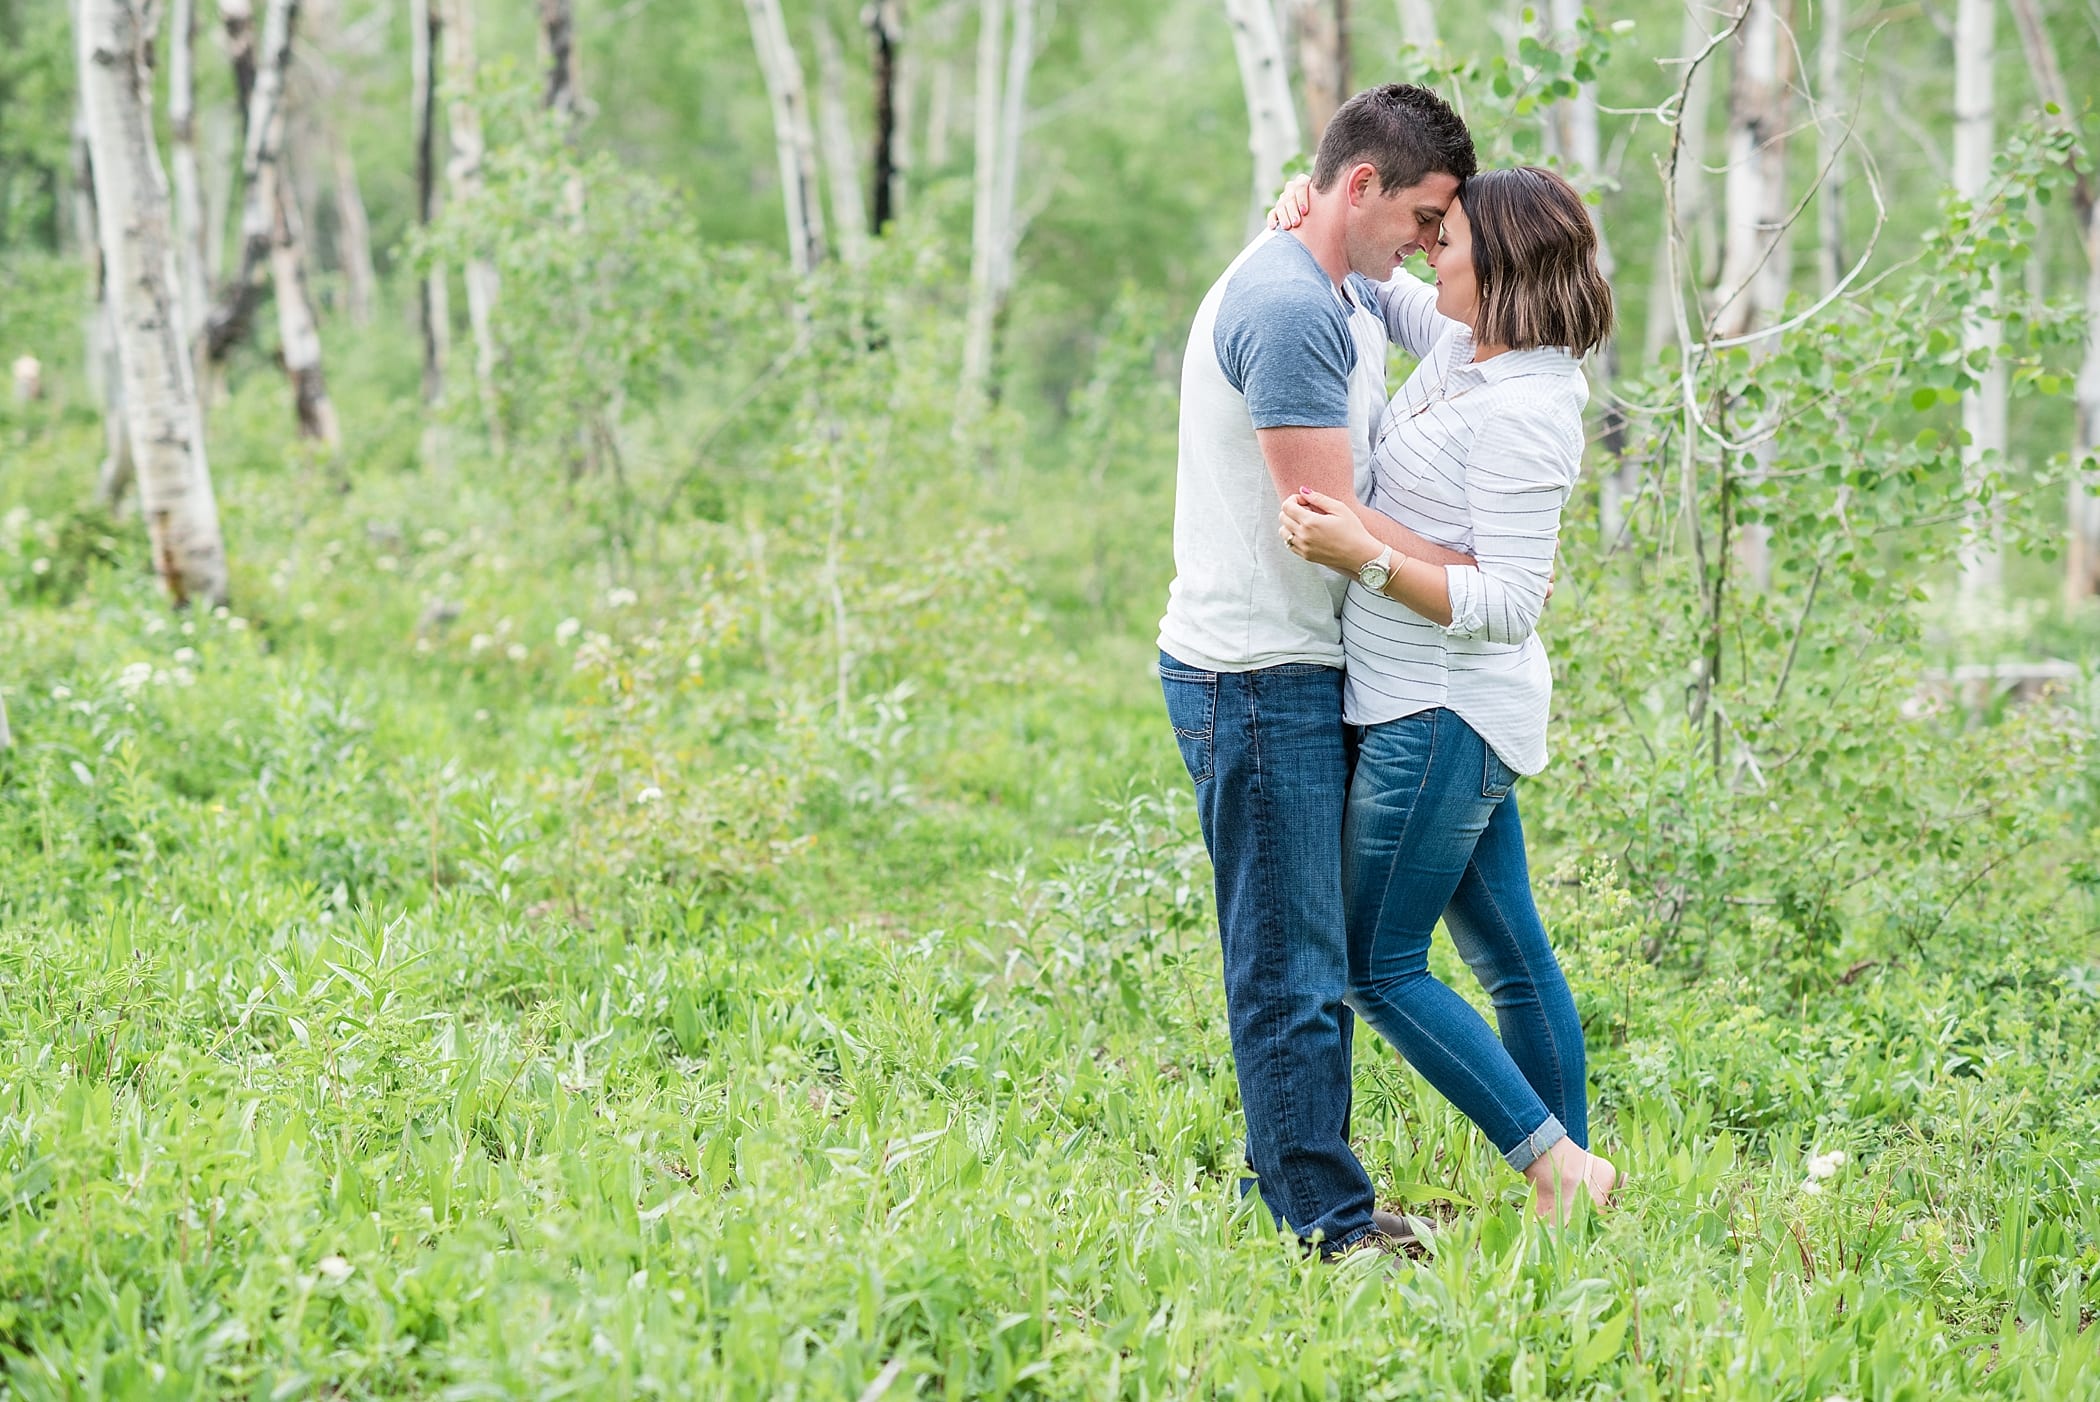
top-left (1347, 163), bottom-right (1379, 207)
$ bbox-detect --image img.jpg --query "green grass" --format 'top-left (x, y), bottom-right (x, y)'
top-left (2, 340), bottom-right (2098, 1399)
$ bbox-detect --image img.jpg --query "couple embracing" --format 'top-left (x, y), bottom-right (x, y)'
top-left (1158, 84), bottom-right (1617, 1256)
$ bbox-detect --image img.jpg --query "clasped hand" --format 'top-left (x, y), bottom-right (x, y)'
top-left (1279, 488), bottom-right (1379, 575)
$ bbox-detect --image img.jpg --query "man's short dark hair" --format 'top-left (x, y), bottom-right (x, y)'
top-left (1310, 84), bottom-right (1476, 194)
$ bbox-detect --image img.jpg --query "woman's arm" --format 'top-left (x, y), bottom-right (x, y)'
top-left (1280, 489), bottom-right (1457, 626)
top-left (1441, 411), bottom-right (1577, 645)
top-left (1282, 407), bottom-right (1577, 639)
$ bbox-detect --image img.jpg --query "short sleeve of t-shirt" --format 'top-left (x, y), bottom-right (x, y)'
top-left (1210, 239), bottom-right (1356, 430)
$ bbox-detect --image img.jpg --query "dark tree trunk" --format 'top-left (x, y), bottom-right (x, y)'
top-left (539, 0), bottom-right (578, 118)
top-left (869, 0), bottom-right (902, 230)
top-left (413, 0), bottom-right (443, 401)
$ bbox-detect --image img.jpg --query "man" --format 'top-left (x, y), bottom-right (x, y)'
top-left (1158, 85), bottom-right (1478, 1256)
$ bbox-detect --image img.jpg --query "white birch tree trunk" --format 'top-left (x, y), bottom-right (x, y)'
top-left (1393, 0), bottom-right (1437, 48)
top-left (74, 98), bottom-right (137, 510)
top-left (2071, 196), bottom-right (2100, 602)
top-left (329, 134), bottom-right (375, 327)
top-left (204, 0), bottom-right (292, 360)
top-left (1287, 0), bottom-right (1346, 143)
top-left (1221, 0), bottom-right (1302, 233)
top-left (1815, 0), bottom-right (1846, 294)
top-left (962, 0), bottom-right (1008, 395)
top-left (1954, 0), bottom-right (2004, 606)
top-left (744, 0), bottom-right (828, 277)
top-left (77, 0), bottom-right (230, 607)
top-left (441, 0), bottom-right (504, 454)
top-left (1711, 0), bottom-right (1782, 341)
top-left (814, 18), bottom-right (871, 267)
top-left (1711, 0), bottom-right (1788, 591)
top-left (925, 8), bottom-right (956, 171)
top-left (272, 157), bottom-right (339, 445)
top-left (169, 0), bottom-right (209, 348)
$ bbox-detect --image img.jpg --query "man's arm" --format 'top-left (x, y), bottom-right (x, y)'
top-left (1255, 426), bottom-right (1475, 567)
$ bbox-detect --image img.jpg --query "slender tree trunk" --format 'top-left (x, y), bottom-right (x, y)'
top-left (961, 0), bottom-right (1037, 398)
top-left (1954, 0), bottom-right (2004, 605)
top-left (2071, 196), bottom-right (2100, 602)
top-left (1221, 0), bottom-right (1302, 233)
top-left (744, 0), bottom-right (828, 277)
top-left (1711, 0), bottom-right (1783, 341)
top-left (204, 0), bottom-right (294, 361)
top-left (1711, 0), bottom-right (1789, 592)
top-left (411, 0), bottom-right (444, 403)
top-left (202, 103), bottom-right (234, 289)
top-left (815, 18), bottom-right (871, 266)
top-left (538, 0), bottom-right (578, 118)
top-left (1816, 0), bottom-right (1846, 293)
top-left (169, 0), bottom-right (209, 347)
top-left (1393, 0), bottom-right (1437, 48)
top-left (925, 3), bottom-right (959, 170)
top-left (1545, 0), bottom-right (1627, 527)
top-left (1675, 6), bottom-right (1717, 290)
top-left (271, 160), bottom-right (338, 444)
top-left (77, 0), bottom-right (230, 607)
top-left (869, 0), bottom-right (903, 230)
top-left (2000, 0), bottom-right (2099, 600)
top-left (1288, 0), bottom-right (1347, 143)
top-left (219, 0), bottom-right (256, 140)
top-left (75, 103), bottom-right (136, 509)
top-left (441, 0), bottom-right (503, 454)
top-left (329, 134), bottom-right (375, 327)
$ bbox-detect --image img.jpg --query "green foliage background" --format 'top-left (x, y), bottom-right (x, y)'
top-left (1, 0), bottom-right (2099, 1395)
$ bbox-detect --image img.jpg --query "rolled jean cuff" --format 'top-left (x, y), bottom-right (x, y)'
top-left (1503, 1114), bottom-right (1567, 1172)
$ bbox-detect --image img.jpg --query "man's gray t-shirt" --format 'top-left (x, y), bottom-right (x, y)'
top-left (1157, 230), bottom-right (1387, 673)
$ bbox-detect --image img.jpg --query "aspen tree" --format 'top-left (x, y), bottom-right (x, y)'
top-left (1287, 0), bottom-right (1347, 141)
top-left (1220, 0), bottom-right (1302, 232)
top-left (441, 0), bottom-right (503, 453)
top-left (411, 0), bottom-right (445, 403)
top-left (744, 0), bottom-right (828, 277)
top-left (76, 0), bottom-right (229, 606)
top-left (1953, 0), bottom-right (2005, 605)
top-left (815, 18), bottom-right (872, 267)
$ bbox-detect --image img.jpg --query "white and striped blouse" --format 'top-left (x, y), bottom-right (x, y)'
top-left (1345, 272), bottom-right (1588, 776)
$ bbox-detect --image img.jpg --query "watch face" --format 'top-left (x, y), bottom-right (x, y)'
top-left (1359, 562), bottom-right (1390, 590)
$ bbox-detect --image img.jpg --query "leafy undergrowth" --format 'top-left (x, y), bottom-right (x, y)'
top-left (2, 367), bottom-right (2098, 1399)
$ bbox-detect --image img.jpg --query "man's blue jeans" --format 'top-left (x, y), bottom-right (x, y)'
top-left (1343, 707), bottom-right (1588, 1171)
top-left (1159, 652), bottom-right (1378, 1254)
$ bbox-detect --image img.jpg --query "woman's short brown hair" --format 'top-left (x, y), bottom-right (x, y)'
top-left (1463, 166), bottom-right (1614, 358)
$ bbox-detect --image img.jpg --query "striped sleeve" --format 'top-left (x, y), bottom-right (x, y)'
top-left (1358, 272), bottom-right (1453, 359)
top-left (1441, 405), bottom-right (1579, 646)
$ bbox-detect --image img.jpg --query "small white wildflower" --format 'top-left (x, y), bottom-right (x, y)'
top-left (316, 1255), bottom-right (353, 1284)
top-left (30, 557), bottom-right (49, 575)
top-left (469, 633), bottom-right (494, 654)
top-left (117, 662), bottom-right (154, 695)
top-left (50, 684), bottom-right (71, 700)
top-left (1806, 1149), bottom-right (1847, 1181)
top-left (474, 708), bottom-right (490, 722)
top-left (213, 605), bottom-right (230, 620)
top-left (555, 617), bottom-right (581, 644)
top-left (181, 620), bottom-right (197, 636)
top-left (506, 643), bottom-right (528, 662)
top-left (173, 647), bottom-right (199, 665)
top-left (1800, 1178), bottom-right (1823, 1196)
top-left (606, 587), bottom-right (637, 608)
top-left (635, 786), bottom-right (663, 805)
top-left (414, 637), bottom-right (435, 655)
top-left (419, 528), bottom-right (449, 547)
top-left (143, 616), bottom-right (167, 635)
top-left (226, 616), bottom-right (247, 631)
top-left (376, 554), bottom-right (400, 573)
top-left (170, 666), bottom-right (196, 688)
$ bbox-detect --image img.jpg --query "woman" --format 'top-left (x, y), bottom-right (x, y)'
top-left (1272, 166), bottom-right (1616, 1221)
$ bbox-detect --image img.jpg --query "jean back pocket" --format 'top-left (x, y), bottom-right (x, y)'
top-left (1159, 663), bottom-right (1217, 786)
top-left (1481, 744), bottom-right (1517, 800)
